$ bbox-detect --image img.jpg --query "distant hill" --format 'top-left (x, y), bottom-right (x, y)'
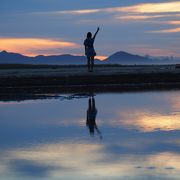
top-left (0, 50), bottom-right (180, 65)
top-left (0, 51), bottom-right (101, 65)
top-left (105, 51), bottom-right (180, 65)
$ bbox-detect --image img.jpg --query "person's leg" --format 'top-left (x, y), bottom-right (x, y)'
top-left (92, 97), bottom-right (95, 108)
top-left (89, 97), bottom-right (91, 110)
top-left (91, 56), bottom-right (94, 71)
top-left (87, 57), bottom-right (91, 72)
top-left (89, 56), bottom-right (93, 72)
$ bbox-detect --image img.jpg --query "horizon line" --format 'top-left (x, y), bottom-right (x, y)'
top-left (1, 50), bottom-right (180, 59)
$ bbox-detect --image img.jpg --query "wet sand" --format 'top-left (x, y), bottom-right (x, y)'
top-left (0, 64), bottom-right (180, 101)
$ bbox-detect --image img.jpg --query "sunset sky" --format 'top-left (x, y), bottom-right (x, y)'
top-left (0, 0), bottom-right (180, 59)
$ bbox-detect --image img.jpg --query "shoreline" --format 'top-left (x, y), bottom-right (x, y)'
top-left (0, 64), bottom-right (180, 101)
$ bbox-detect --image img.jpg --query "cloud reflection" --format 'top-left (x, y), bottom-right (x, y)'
top-left (0, 92), bottom-right (180, 179)
top-left (113, 111), bottom-right (180, 132)
top-left (1, 143), bottom-right (180, 179)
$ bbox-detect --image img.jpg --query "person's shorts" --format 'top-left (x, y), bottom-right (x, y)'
top-left (86, 48), bottom-right (96, 58)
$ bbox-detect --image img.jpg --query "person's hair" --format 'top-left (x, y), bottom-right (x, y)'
top-left (87, 32), bottom-right (92, 38)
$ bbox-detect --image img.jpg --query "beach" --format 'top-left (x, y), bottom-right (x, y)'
top-left (0, 64), bottom-right (180, 101)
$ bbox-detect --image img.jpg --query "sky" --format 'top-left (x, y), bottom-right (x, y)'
top-left (0, 0), bottom-right (180, 59)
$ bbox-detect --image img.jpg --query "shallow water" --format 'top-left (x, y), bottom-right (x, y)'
top-left (0, 91), bottom-right (180, 180)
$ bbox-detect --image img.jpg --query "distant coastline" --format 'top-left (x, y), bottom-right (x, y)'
top-left (0, 50), bottom-right (180, 65)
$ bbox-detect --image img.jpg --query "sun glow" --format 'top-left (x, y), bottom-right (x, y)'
top-left (0, 38), bottom-right (79, 56)
top-left (96, 55), bottom-right (107, 60)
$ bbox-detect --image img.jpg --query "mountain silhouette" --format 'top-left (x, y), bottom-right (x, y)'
top-left (105, 51), bottom-right (180, 65)
top-left (0, 50), bottom-right (32, 64)
top-left (0, 50), bottom-right (179, 65)
top-left (106, 51), bottom-right (147, 61)
top-left (0, 51), bottom-right (101, 65)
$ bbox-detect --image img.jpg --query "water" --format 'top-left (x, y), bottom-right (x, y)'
top-left (0, 91), bottom-right (180, 180)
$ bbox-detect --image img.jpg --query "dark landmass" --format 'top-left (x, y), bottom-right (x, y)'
top-left (104, 51), bottom-right (180, 65)
top-left (0, 50), bottom-right (91, 65)
top-left (0, 64), bottom-right (180, 101)
top-left (1, 50), bottom-right (180, 65)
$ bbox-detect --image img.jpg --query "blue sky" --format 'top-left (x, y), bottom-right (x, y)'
top-left (0, 0), bottom-right (180, 58)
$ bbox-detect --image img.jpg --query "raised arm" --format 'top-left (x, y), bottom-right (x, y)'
top-left (93, 27), bottom-right (100, 40)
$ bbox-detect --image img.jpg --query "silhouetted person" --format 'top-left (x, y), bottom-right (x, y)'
top-left (84, 27), bottom-right (100, 72)
top-left (86, 96), bottom-right (102, 138)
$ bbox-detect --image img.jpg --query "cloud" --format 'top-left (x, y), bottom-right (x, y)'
top-left (0, 38), bottom-right (80, 56)
top-left (1, 1), bottom-right (180, 59)
top-left (150, 27), bottom-right (180, 33)
top-left (118, 1), bottom-right (180, 14)
top-left (59, 9), bottom-right (101, 15)
top-left (116, 15), bottom-right (166, 21)
top-left (37, 2), bottom-right (180, 37)
top-left (42, 2), bottom-right (180, 15)
top-left (167, 21), bottom-right (180, 25)
top-left (115, 14), bottom-right (180, 22)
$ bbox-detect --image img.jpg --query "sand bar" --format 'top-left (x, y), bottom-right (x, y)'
top-left (0, 64), bottom-right (180, 101)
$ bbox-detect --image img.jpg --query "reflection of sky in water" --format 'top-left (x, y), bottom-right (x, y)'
top-left (0, 91), bottom-right (180, 179)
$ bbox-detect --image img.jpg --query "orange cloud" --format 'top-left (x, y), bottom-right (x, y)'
top-left (150, 27), bottom-right (180, 33)
top-left (116, 15), bottom-right (160, 21)
top-left (113, 2), bottom-right (180, 27)
top-left (54, 2), bottom-right (180, 15)
top-left (0, 38), bottom-right (79, 56)
top-left (59, 9), bottom-right (100, 15)
top-left (46, 2), bottom-right (180, 36)
top-left (119, 1), bottom-right (180, 14)
top-left (116, 14), bottom-right (180, 22)
top-left (167, 21), bottom-right (180, 25)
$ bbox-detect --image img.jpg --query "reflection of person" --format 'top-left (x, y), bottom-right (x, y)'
top-left (86, 96), bottom-right (102, 138)
top-left (84, 27), bottom-right (100, 72)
